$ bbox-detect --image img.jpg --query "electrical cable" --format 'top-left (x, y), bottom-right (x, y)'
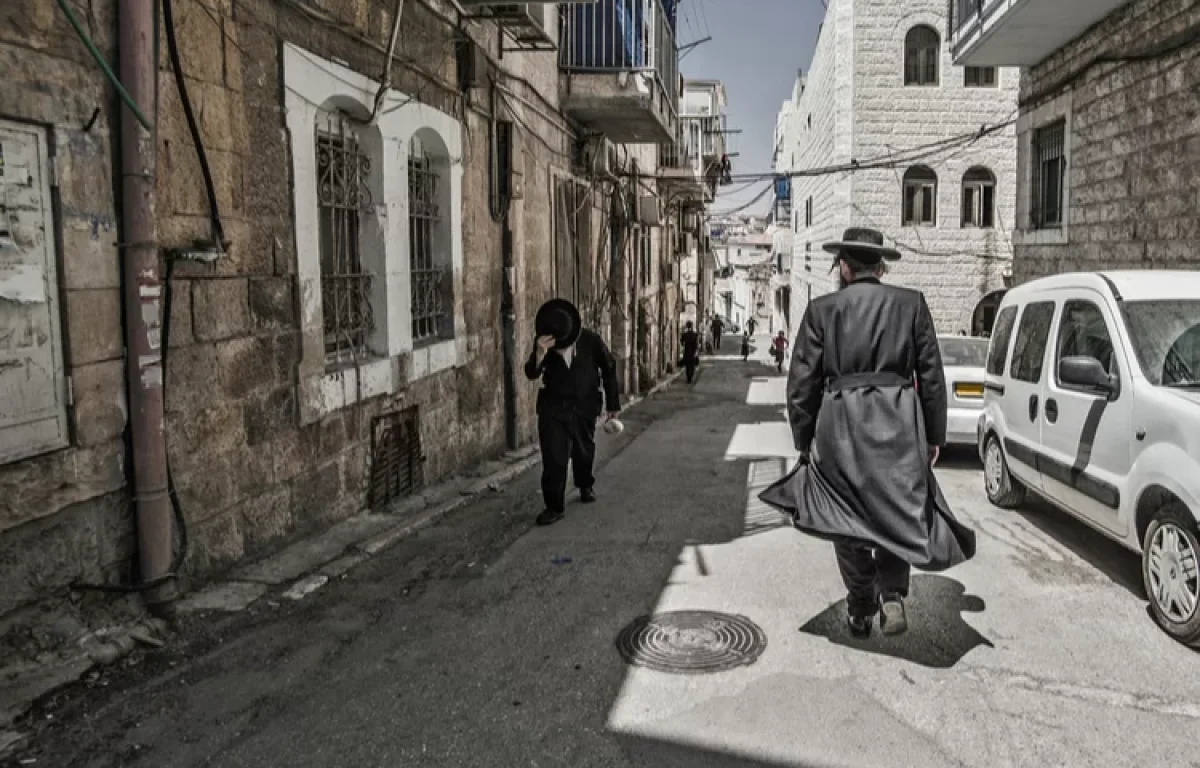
top-left (162, 0), bottom-right (227, 250)
top-left (54, 0), bottom-right (152, 130)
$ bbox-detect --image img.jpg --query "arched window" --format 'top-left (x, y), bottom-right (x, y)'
top-left (961, 166), bottom-right (996, 228)
top-left (904, 25), bottom-right (940, 86)
top-left (902, 166), bottom-right (937, 226)
top-left (408, 130), bottom-right (455, 343)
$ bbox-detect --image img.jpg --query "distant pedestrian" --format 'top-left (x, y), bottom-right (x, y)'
top-left (747, 317), bottom-right (757, 336)
top-left (711, 315), bottom-right (725, 350)
top-left (525, 298), bottom-right (621, 527)
top-left (758, 228), bottom-right (976, 638)
top-left (770, 330), bottom-right (789, 372)
top-left (741, 331), bottom-right (751, 361)
top-left (680, 321), bottom-right (700, 383)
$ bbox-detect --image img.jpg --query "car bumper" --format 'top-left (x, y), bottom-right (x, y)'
top-left (946, 406), bottom-right (984, 446)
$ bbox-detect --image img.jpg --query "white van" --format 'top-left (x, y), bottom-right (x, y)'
top-left (976, 271), bottom-right (1200, 646)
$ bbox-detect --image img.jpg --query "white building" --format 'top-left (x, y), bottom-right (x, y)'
top-left (713, 233), bottom-right (773, 331)
top-left (777, 0), bottom-right (1020, 336)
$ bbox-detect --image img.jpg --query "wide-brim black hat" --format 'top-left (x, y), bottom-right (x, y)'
top-left (822, 227), bottom-right (901, 264)
top-left (535, 298), bottom-right (582, 350)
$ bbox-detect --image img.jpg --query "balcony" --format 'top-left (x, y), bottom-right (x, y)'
top-left (951, 0), bottom-right (1133, 67)
top-left (657, 144), bottom-right (710, 202)
top-left (559, 0), bottom-right (679, 144)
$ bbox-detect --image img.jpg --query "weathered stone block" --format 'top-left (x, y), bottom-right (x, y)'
top-left (159, 140), bottom-right (242, 219)
top-left (164, 342), bottom-right (219, 416)
top-left (172, 400), bottom-right (246, 458)
top-left (65, 289), bottom-right (123, 366)
top-left (291, 460), bottom-right (342, 529)
top-left (228, 443), bottom-right (276, 500)
top-left (192, 278), bottom-right (250, 341)
top-left (248, 277), bottom-right (296, 330)
top-left (186, 511), bottom-right (245, 578)
top-left (0, 441), bottom-right (126, 535)
top-left (176, 455), bottom-right (236, 525)
top-left (216, 335), bottom-right (276, 399)
top-left (61, 217), bottom-right (120, 292)
top-left (165, 276), bottom-right (194, 348)
top-left (71, 360), bottom-right (128, 447)
top-left (238, 487), bottom-right (292, 555)
top-left (245, 386), bottom-right (297, 446)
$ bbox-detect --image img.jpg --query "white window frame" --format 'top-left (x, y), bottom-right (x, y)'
top-left (284, 43), bottom-right (465, 425)
top-left (1015, 90), bottom-right (1072, 247)
top-left (961, 167), bottom-right (996, 228)
top-left (902, 167), bottom-right (938, 227)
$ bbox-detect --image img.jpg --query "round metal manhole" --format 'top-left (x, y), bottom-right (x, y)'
top-left (615, 611), bottom-right (767, 675)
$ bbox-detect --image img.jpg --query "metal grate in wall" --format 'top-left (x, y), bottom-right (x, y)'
top-left (368, 407), bottom-right (424, 510)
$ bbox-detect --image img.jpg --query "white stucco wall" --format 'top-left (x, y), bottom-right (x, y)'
top-left (780, 0), bottom-right (1019, 336)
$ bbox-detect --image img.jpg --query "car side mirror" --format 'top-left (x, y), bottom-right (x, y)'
top-left (1059, 355), bottom-right (1116, 395)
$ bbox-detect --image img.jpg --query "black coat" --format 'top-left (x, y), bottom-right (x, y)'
top-left (758, 277), bottom-right (976, 571)
top-left (524, 328), bottom-right (621, 419)
top-left (681, 330), bottom-right (699, 362)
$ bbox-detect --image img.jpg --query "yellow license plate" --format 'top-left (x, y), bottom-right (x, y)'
top-left (954, 382), bottom-right (984, 398)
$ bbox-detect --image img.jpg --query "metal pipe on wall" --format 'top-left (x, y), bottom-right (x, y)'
top-left (119, 0), bottom-right (176, 609)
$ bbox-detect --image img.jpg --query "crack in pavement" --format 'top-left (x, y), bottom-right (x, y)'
top-left (965, 666), bottom-right (1200, 719)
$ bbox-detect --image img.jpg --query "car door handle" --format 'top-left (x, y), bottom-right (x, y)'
top-left (1045, 398), bottom-right (1058, 423)
top-left (1028, 394), bottom-right (1039, 422)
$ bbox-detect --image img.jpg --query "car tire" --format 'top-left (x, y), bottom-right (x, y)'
top-left (1142, 503), bottom-right (1200, 647)
top-left (983, 434), bottom-right (1025, 509)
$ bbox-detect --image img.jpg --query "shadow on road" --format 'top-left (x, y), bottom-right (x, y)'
top-left (798, 574), bottom-right (993, 669)
top-left (616, 731), bottom-right (820, 768)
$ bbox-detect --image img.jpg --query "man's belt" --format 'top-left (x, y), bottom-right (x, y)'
top-left (826, 371), bottom-right (913, 392)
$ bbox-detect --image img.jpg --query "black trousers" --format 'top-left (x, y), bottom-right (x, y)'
top-left (538, 410), bottom-right (597, 513)
top-left (713, 332), bottom-right (722, 350)
top-left (833, 538), bottom-right (911, 618)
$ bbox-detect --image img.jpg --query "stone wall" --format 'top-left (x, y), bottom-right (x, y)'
top-left (0, 0), bottom-right (132, 620)
top-left (851, 0), bottom-right (1018, 334)
top-left (1013, 0), bottom-right (1200, 283)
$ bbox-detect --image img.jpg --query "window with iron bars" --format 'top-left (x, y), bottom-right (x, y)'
top-left (1032, 120), bottom-right (1066, 229)
top-left (639, 227), bottom-right (653, 287)
top-left (408, 136), bottom-right (452, 344)
top-left (317, 114), bottom-right (374, 368)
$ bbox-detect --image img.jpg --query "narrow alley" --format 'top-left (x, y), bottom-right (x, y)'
top-left (9, 344), bottom-right (1198, 768)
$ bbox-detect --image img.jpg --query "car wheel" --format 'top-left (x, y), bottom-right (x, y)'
top-left (1142, 503), bottom-right (1200, 647)
top-left (983, 434), bottom-right (1025, 509)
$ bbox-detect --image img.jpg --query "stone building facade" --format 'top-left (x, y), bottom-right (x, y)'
top-left (953, 0), bottom-right (1200, 283)
top-left (0, 0), bottom-right (697, 625)
top-left (777, 0), bottom-right (1020, 335)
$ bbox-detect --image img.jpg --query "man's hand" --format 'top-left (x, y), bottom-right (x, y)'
top-left (928, 445), bottom-right (940, 466)
top-left (536, 335), bottom-right (556, 357)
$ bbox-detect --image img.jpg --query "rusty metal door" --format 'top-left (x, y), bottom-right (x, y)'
top-left (0, 121), bottom-right (68, 464)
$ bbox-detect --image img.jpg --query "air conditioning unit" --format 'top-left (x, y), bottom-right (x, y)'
top-left (476, 4), bottom-right (557, 48)
top-left (576, 136), bottom-right (613, 178)
top-left (637, 195), bottom-right (661, 227)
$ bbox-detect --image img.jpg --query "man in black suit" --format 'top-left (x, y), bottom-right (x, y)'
top-left (758, 228), bottom-right (976, 638)
top-left (680, 321), bottom-right (700, 383)
top-left (525, 299), bottom-right (621, 526)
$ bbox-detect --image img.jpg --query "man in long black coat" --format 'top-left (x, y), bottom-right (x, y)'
top-left (759, 228), bottom-right (976, 638)
top-left (680, 321), bottom-right (700, 383)
top-left (525, 299), bottom-right (621, 526)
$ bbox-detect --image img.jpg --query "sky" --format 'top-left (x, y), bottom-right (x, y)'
top-left (675, 0), bottom-right (827, 216)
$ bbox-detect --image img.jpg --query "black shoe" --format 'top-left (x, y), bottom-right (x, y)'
top-left (580, 488), bottom-right (597, 504)
top-left (536, 508), bottom-right (565, 526)
top-left (879, 593), bottom-right (908, 636)
top-left (847, 614), bottom-right (873, 638)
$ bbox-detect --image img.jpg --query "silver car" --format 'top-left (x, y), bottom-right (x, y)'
top-left (938, 335), bottom-right (989, 446)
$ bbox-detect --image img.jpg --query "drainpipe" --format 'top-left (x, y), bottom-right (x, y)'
top-left (119, 0), bottom-right (176, 609)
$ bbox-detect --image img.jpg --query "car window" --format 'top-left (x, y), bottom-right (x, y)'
top-left (939, 338), bottom-right (989, 367)
top-left (1057, 300), bottom-right (1116, 379)
top-left (1121, 300), bottom-right (1200, 387)
top-left (1009, 301), bottom-right (1055, 383)
top-left (987, 305), bottom-right (1018, 376)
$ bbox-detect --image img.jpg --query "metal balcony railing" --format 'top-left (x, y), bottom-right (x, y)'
top-left (658, 144), bottom-right (696, 170)
top-left (559, 0), bottom-right (679, 121)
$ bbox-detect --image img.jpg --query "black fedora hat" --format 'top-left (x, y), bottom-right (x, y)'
top-left (822, 227), bottom-right (901, 264)
top-left (535, 298), bottom-right (582, 349)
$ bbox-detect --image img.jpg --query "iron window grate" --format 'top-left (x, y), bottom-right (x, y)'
top-left (368, 407), bottom-right (424, 509)
top-left (1032, 120), bottom-right (1066, 229)
top-left (317, 114), bottom-right (375, 368)
top-left (408, 138), bottom-right (451, 344)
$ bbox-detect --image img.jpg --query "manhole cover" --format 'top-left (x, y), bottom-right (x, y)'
top-left (615, 611), bottom-right (767, 674)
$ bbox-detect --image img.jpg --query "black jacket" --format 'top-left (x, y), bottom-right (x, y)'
top-left (524, 328), bottom-right (621, 417)
top-left (758, 276), bottom-right (974, 571)
top-left (681, 330), bottom-right (699, 357)
top-left (787, 277), bottom-right (947, 451)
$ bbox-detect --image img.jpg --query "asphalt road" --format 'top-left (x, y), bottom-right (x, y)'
top-left (9, 342), bottom-right (1200, 768)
